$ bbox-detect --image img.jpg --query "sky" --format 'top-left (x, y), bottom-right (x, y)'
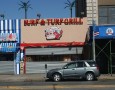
top-left (0, 0), bottom-right (75, 19)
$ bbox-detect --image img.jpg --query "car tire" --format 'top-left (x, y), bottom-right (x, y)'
top-left (85, 73), bottom-right (94, 81)
top-left (53, 73), bottom-right (61, 82)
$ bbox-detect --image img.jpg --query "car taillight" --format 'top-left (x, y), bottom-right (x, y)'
top-left (96, 66), bottom-right (99, 70)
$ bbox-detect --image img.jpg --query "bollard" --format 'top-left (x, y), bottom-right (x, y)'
top-left (45, 64), bottom-right (47, 79)
top-left (45, 64), bottom-right (47, 69)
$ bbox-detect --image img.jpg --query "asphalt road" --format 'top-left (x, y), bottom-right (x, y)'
top-left (0, 79), bottom-right (115, 90)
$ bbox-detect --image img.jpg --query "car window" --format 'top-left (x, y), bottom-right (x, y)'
top-left (87, 61), bottom-right (97, 67)
top-left (77, 62), bottom-right (85, 67)
top-left (66, 63), bottom-right (76, 69)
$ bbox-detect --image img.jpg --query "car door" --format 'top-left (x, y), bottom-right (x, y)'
top-left (75, 61), bottom-right (87, 77)
top-left (63, 62), bottom-right (77, 78)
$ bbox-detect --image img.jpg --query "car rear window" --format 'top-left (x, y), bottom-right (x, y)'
top-left (87, 62), bottom-right (97, 67)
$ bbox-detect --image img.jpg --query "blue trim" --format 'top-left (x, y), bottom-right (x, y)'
top-left (0, 43), bottom-right (17, 52)
top-left (3, 20), bottom-right (5, 33)
top-left (0, 20), bottom-right (1, 33)
top-left (11, 20), bottom-right (13, 33)
top-left (14, 20), bottom-right (16, 33)
top-left (8, 20), bottom-right (10, 33)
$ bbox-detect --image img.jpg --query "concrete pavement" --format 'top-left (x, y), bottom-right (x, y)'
top-left (0, 73), bottom-right (115, 82)
top-left (0, 73), bottom-right (46, 82)
top-left (99, 74), bottom-right (115, 80)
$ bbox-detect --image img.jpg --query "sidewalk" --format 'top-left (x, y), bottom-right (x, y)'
top-left (0, 74), bottom-right (115, 82)
top-left (99, 74), bottom-right (115, 80)
top-left (0, 73), bottom-right (46, 82)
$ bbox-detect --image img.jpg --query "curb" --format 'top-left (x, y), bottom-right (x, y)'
top-left (0, 74), bottom-right (115, 82)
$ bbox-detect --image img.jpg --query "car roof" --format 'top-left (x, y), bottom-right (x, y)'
top-left (68, 60), bottom-right (95, 63)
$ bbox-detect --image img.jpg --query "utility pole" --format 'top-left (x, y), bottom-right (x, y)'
top-left (92, 0), bottom-right (96, 61)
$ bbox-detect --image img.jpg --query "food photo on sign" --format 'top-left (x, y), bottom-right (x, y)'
top-left (7, 34), bottom-right (17, 41)
top-left (45, 26), bottom-right (63, 40)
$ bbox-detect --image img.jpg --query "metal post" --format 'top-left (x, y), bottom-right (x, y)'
top-left (92, 0), bottom-right (96, 61)
top-left (45, 64), bottom-right (47, 79)
top-left (110, 40), bottom-right (112, 76)
top-left (108, 58), bottom-right (110, 74)
top-left (14, 53), bottom-right (16, 74)
top-left (93, 21), bottom-right (96, 61)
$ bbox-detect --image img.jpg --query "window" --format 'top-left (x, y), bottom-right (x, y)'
top-left (77, 62), bottom-right (85, 67)
top-left (99, 8), bottom-right (107, 17)
top-left (87, 62), bottom-right (96, 67)
top-left (99, 17), bottom-right (107, 24)
top-left (67, 63), bottom-right (76, 69)
top-left (99, 6), bottom-right (115, 24)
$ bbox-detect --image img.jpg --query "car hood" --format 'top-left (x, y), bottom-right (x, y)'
top-left (48, 68), bottom-right (62, 72)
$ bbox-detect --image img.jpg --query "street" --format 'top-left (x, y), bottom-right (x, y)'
top-left (0, 79), bottom-right (115, 90)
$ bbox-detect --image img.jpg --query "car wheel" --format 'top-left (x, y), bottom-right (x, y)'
top-left (86, 73), bottom-right (94, 81)
top-left (53, 73), bottom-right (61, 82)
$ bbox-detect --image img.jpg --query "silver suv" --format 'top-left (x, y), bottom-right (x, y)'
top-left (46, 60), bottom-right (100, 82)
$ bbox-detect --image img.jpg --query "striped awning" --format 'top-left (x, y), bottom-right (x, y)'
top-left (0, 19), bottom-right (20, 43)
top-left (0, 19), bottom-right (20, 53)
top-left (0, 43), bottom-right (18, 52)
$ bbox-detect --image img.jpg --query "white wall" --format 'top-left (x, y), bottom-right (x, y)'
top-left (87, 0), bottom-right (98, 25)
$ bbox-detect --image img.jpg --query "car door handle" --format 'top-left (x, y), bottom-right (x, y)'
top-left (72, 68), bottom-right (75, 70)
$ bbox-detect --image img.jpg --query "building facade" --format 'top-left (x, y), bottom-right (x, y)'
top-left (0, 0), bottom-right (115, 74)
top-left (19, 17), bottom-right (89, 73)
top-left (87, 0), bottom-right (115, 74)
top-left (0, 19), bottom-right (20, 74)
top-left (87, 0), bottom-right (115, 25)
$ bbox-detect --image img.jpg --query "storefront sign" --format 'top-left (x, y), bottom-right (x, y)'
top-left (24, 18), bottom-right (83, 26)
top-left (93, 26), bottom-right (115, 39)
top-left (0, 33), bottom-right (17, 42)
top-left (45, 26), bottom-right (63, 40)
top-left (21, 18), bottom-right (88, 47)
